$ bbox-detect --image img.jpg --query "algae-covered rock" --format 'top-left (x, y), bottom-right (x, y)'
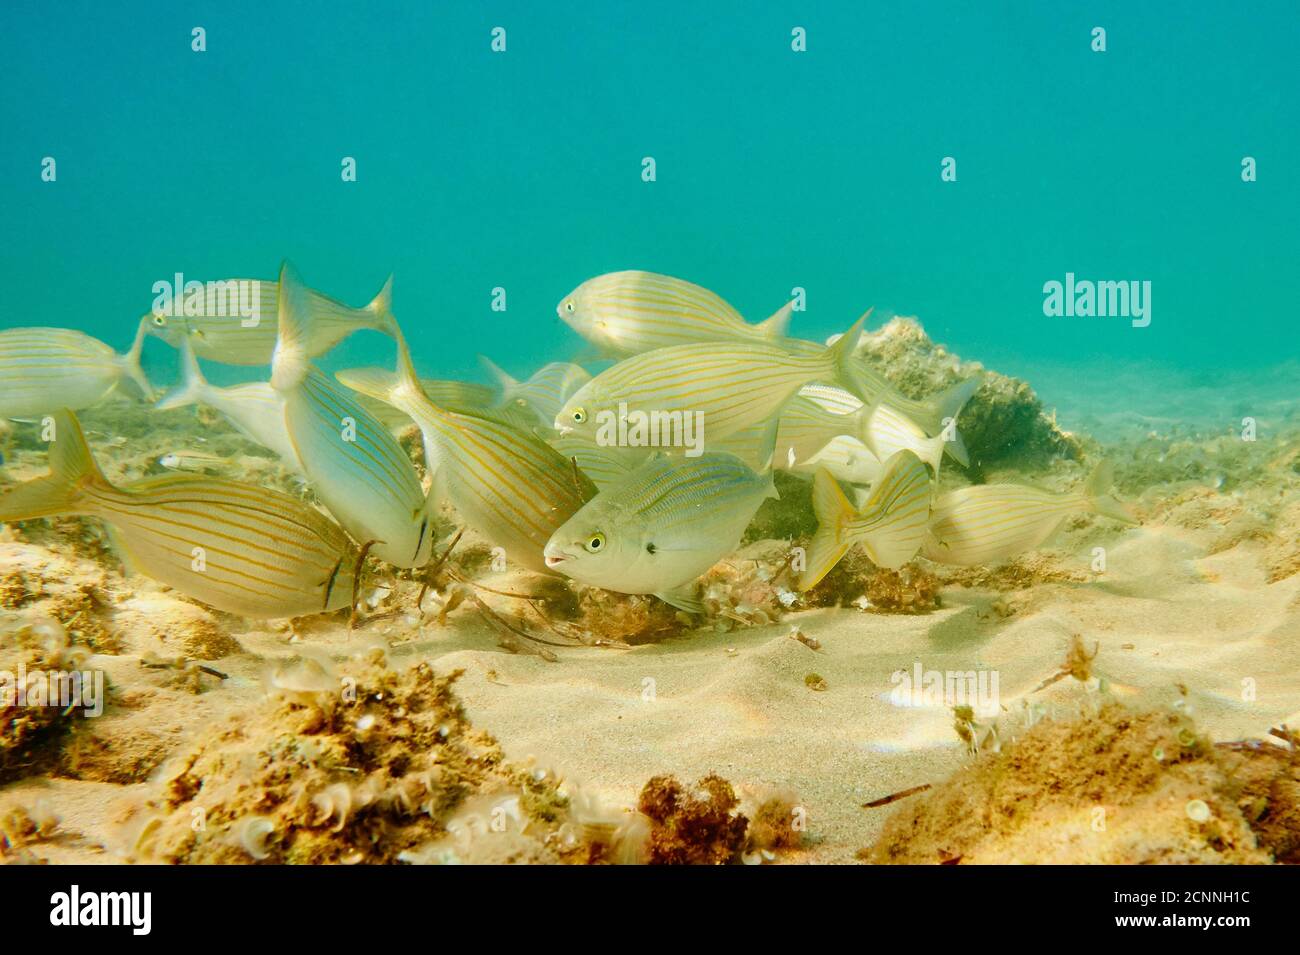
top-left (864, 702), bottom-right (1297, 864)
top-left (856, 317), bottom-right (1082, 472)
top-left (0, 615), bottom-right (104, 786)
top-left (122, 651), bottom-right (578, 864)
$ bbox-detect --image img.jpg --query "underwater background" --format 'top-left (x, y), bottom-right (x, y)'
top-left (2, 2), bottom-right (1300, 868)
top-left (2, 0), bottom-right (1298, 420)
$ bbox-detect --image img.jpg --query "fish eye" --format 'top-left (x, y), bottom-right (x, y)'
top-left (564, 301), bottom-right (576, 314)
top-left (152, 314), bottom-right (166, 327)
top-left (585, 533), bottom-right (605, 553)
top-left (572, 408), bottom-right (586, 424)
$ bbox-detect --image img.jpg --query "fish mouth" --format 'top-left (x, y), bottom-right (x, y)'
top-left (544, 554), bottom-right (567, 568)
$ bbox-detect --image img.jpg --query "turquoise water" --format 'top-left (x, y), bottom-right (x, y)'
top-left (2, 1), bottom-right (1297, 412)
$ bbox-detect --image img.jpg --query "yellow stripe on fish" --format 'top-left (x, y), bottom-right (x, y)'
top-left (799, 450), bottom-right (934, 590)
top-left (0, 411), bottom-right (357, 619)
top-left (555, 313), bottom-right (870, 449)
top-left (271, 263), bottom-right (433, 568)
top-left (557, 271), bottom-right (792, 358)
top-left (341, 323), bottom-right (596, 575)
top-left (921, 461), bottom-right (1138, 566)
top-left (543, 451), bottom-right (778, 612)
top-left (0, 321), bottom-right (153, 418)
top-left (146, 274), bottom-right (394, 366)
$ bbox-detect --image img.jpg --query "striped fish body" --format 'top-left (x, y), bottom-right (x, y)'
top-left (774, 393), bottom-right (864, 467)
top-left (788, 433), bottom-right (883, 485)
top-left (282, 370), bottom-right (433, 568)
top-left (555, 320), bottom-right (864, 448)
top-left (341, 354), bottom-right (597, 575)
top-left (785, 383), bottom-right (946, 476)
top-left (557, 271), bottom-right (790, 357)
top-left (147, 277), bottom-right (393, 366)
top-left (0, 326), bottom-right (151, 418)
top-left (0, 412), bottom-right (357, 618)
top-left (91, 475), bottom-right (358, 617)
top-left (922, 485), bottom-right (1085, 566)
top-left (408, 397), bottom-right (595, 574)
top-left (543, 452), bottom-right (777, 603)
top-left (862, 400), bottom-right (948, 475)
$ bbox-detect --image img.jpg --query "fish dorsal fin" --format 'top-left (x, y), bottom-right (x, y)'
top-left (478, 355), bottom-right (518, 393)
top-left (756, 300), bottom-right (794, 340)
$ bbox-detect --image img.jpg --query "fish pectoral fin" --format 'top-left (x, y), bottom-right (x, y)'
top-left (654, 583), bottom-right (705, 615)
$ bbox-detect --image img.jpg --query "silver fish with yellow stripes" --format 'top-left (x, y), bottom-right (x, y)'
top-left (555, 314), bottom-right (869, 448)
top-left (823, 329), bottom-right (981, 463)
top-left (339, 325), bottom-right (596, 575)
top-left (147, 274), bottom-right (394, 366)
top-left (557, 270), bottom-right (792, 358)
top-left (785, 378), bottom-right (978, 469)
top-left (799, 450), bottom-right (934, 590)
top-left (921, 462), bottom-right (1138, 567)
top-left (155, 339), bottom-right (301, 469)
top-left (543, 451), bottom-right (778, 613)
top-left (480, 356), bottom-right (592, 432)
top-left (271, 264), bottom-right (434, 569)
top-left (0, 411), bottom-right (357, 618)
top-left (859, 398), bottom-right (954, 476)
top-left (0, 320), bottom-right (153, 419)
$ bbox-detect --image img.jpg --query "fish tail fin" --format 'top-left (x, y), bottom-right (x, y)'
top-left (857, 449), bottom-right (933, 569)
top-left (929, 377), bottom-right (980, 467)
top-left (270, 261), bottom-right (314, 392)
top-left (478, 355), bottom-right (518, 393)
top-left (0, 411), bottom-right (106, 522)
top-left (366, 274), bottom-right (396, 335)
top-left (756, 301), bottom-right (794, 340)
top-left (798, 468), bottom-right (854, 591)
top-left (828, 308), bottom-right (872, 402)
top-left (154, 339), bottom-right (208, 411)
top-left (1082, 460), bottom-right (1139, 525)
top-left (119, 316), bottom-right (155, 401)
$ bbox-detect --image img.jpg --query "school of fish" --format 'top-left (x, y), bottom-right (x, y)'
top-left (0, 267), bottom-right (1140, 621)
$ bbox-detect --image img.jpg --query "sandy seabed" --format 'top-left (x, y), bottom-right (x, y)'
top-left (2, 329), bottom-right (1297, 865)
